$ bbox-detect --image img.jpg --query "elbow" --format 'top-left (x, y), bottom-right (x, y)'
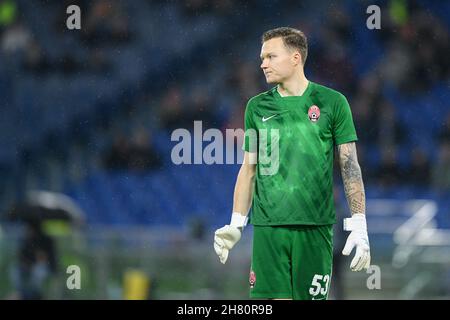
top-left (240, 163), bottom-right (256, 182)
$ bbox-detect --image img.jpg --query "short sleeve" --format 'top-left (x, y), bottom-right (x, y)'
top-left (333, 93), bottom-right (358, 145)
top-left (242, 99), bottom-right (258, 152)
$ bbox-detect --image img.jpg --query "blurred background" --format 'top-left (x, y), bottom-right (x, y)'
top-left (0, 0), bottom-right (449, 299)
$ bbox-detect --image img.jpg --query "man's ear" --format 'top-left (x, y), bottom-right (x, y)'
top-left (292, 51), bottom-right (302, 66)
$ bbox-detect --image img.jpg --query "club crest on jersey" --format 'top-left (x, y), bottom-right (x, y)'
top-left (249, 270), bottom-right (256, 288)
top-left (308, 105), bottom-right (320, 122)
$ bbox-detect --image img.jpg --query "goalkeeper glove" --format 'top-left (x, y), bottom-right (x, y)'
top-left (342, 213), bottom-right (371, 271)
top-left (214, 213), bottom-right (248, 264)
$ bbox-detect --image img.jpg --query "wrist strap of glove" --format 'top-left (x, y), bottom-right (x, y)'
top-left (230, 212), bottom-right (248, 229)
top-left (343, 213), bottom-right (367, 231)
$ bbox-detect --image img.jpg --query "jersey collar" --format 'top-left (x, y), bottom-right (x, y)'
top-left (271, 81), bottom-right (314, 100)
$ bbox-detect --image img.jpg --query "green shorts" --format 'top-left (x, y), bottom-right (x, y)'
top-left (249, 225), bottom-right (333, 300)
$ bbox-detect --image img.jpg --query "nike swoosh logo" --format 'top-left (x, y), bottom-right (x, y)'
top-left (262, 114), bottom-right (278, 122)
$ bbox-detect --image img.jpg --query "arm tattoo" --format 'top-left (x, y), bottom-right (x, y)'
top-left (338, 142), bottom-right (366, 215)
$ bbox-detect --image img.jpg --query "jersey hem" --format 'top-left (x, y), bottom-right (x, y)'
top-left (250, 292), bottom-right (293, 299)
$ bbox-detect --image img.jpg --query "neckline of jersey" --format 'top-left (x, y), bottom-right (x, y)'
top-left (273, 80), bottom-right (313, 100)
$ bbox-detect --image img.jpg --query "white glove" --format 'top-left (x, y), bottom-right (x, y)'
top-left (342, 214), bottom-right (371, 271)
top-left (214, 213), bottom-right (248, 264)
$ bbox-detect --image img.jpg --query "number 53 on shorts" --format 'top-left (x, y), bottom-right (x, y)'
top-left (309, 274), bottom-right (331, 300)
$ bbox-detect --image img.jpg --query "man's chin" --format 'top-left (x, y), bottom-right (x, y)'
top-left (265, 77), bottom-right (279, 84)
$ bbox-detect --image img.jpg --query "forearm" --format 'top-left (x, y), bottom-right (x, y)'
top-left (338, 142), bottom-right (366, 216)
top-left (232, 165), bottom-right (255, 216)
top-left (337, 143), bottom-right (371, 271)
top-left (215, 166), bottom-right (254, 264)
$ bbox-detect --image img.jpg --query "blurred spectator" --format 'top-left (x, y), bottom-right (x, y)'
top-left (224, 99), bottom-right (245, 130)
top-left (229, 62), bottom-right (261, 101)
top-left (182, 0), bottom-right (212, 17)
top-left (325, 5), bottom-right (352, 44)
top-left (103, 134), bottom-right (130, 170)
top-left (182, 0), bottom-right (243, 18)
top-left (211, 0), bottom-right (235, 16)
top-left (103, 129), bottom-right (162, 172)
top-left (375, 145), bottom-right (404, 187)
top-left (82, 0), bottom-right (131, 47)
top-left (22, 43), bottom-right (111, 75)
top-left (430, 113), bottom-right (450, 191)
top-left (159, 86), bottom-right (195, 131)
top-left (355, 144), bottom-right (374, 183)
top-left (189, 88), bottom-right (218, 129)
top-left (351, 92), bottom-right (378, 145)
top-left (310, 6), bottom-right (356, 94)
top-left (379, 3), bottom-right (450, 93)
top-left (128, 128), bottom-right (162, 171)
top-left (86, 49), bottom-right (112, 74)
top-left (313, 37), bottom-right (356, 94)
top-left (0, 0), bottom-right (17, 32)
top-left (1, 21), bottom-right (31, 55)
top-left (407, 147), bottom-right (431, 186)
top-left (57, 51), bottom-right (82, 76)
top-left (10, 220), bottom-right (57, 300)
top-left (376, 100), bottom-right (406, 147)
top-left (22, 40), bottom-right (51, 74)
top-left (160, 86), bottom-right (218, 131)
top-left (438, 113), bottom-right (450, 144)
top-left (432, 142), bottom-right (450, 192)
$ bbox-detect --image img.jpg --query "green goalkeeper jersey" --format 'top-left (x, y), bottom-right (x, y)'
top-left (243, 81), bottom-right (358, 226)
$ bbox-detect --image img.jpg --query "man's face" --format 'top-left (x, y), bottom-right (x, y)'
top-left (260, 37), bottom-right (299, 84)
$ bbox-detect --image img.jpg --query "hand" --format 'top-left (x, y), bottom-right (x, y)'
top-left (214, 213), bottom-right (248, 264)
top-left (342, 214), bottom-right (371, 271)
top-left (214, 225), bottom-right (242, 264)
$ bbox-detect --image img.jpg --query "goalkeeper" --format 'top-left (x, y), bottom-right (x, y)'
top-left (214, 27), bottom-right (370, 300)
